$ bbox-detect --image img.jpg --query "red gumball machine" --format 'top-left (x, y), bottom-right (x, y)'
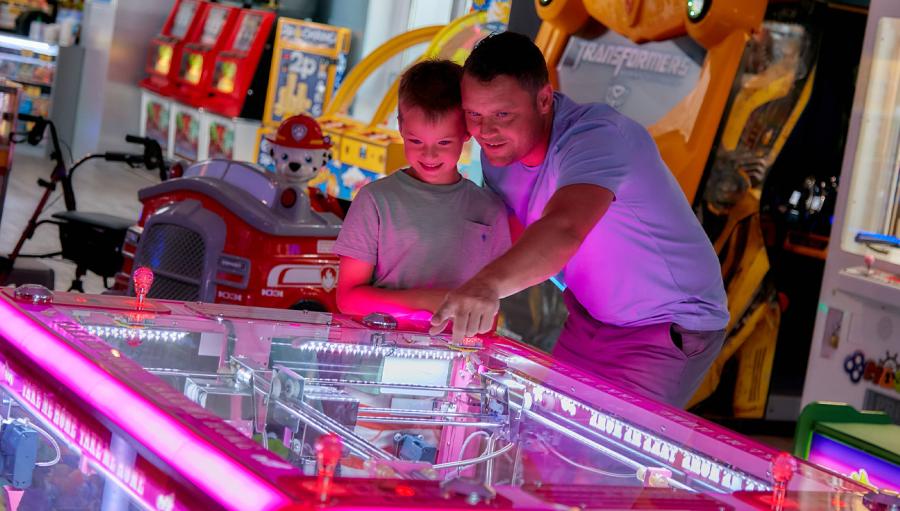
top-left (198, 8), bottom-right (276, 119)
top-left (140, 0), bottom-right (209, 97)
top-left (172, 3), bottom-right (241, 107)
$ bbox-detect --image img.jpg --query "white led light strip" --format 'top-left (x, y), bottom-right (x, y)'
top-left (85, 326), bottom-right (190, 343)
top-left (296, 341), bottom-right (462, 361)
top-left (516, 374), bottom-right (772, 492)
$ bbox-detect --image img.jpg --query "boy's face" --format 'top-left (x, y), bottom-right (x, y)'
top-left (461, 73), bottom-right (553, 167)
top-left (398, 105), bottom-right (469, 185)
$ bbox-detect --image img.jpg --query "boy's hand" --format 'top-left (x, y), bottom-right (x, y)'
top-left (429, 279), bottom-right (500, 342)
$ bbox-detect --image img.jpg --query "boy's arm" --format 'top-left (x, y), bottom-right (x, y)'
top-left (336, 256), bottom-right (449, 317)
top-left (430, 184), bottom-right (613, 340)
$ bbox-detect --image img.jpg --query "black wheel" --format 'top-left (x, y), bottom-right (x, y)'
top-left (290, 300), bottom-right (327, 312)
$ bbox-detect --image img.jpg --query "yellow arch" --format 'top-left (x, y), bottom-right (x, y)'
top-left (322, 25), bottom-right (443, 118)
top-left (368, 11), bottom-right (488, 127)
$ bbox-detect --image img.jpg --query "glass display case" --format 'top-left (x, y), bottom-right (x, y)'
top-left (0, 78), bottom-right (18, 228)
top-left (803, 0), bottom-right (900, 423)
top-left (0, 288), bottom-right (888, 510)
top-left (0, 33), bottom-right (55, 131)
top-left (840, 16), bottom-right (900, 262)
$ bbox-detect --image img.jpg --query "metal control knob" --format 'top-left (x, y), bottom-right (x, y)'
top-left (13, 284), bottom-right (53, 304)
top-left (362, 312), bottom-right (398, 330)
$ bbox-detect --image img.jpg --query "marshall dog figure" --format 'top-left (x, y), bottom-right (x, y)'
top-left (266, 114), bottom-right (338, 222)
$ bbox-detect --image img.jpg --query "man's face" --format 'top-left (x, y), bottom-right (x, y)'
top-left (461, 74), bottom-right (552, 167)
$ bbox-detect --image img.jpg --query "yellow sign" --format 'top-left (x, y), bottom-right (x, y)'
top-left (262, 18), bottom-right (351, 127)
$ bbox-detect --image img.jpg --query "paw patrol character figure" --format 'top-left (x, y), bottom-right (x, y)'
top-left (266, 115), bottom-right (342, 222)
top-left (267, 114), bottom-right (333, 185)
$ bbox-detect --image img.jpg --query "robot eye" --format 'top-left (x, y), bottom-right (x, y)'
top-left (281, 153), bottom-right (288, 160)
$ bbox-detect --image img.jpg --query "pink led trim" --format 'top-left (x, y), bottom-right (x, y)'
top-left (0, 297), bottom-right (290, 511)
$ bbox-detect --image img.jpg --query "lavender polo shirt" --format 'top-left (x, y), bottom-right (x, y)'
top-left (483, 93), bottom-right (728, 331)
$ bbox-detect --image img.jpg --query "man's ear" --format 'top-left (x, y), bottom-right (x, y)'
top-left (536, 83), bottom-right (553, 114)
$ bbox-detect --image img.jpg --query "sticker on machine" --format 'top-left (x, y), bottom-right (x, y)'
top-left (317, 240), bottom-right (335, 253)
top-left (267, 264), bottom-right (339, 289)
top-left (321, 266), bottom-right (337, 291)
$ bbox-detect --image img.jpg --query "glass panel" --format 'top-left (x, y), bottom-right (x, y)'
top-left (0, 363), bottom-right (212, 510)
top-left (201, 7), bottom-right (229, 47)
top-left (842, 17), bottom-right (900, 263)
top-left (233, 14), bottom-right (262, 53)
top-left (170, 0), bottom-right (198, 39)
top-left (41, 296), bottom-right (867, 506)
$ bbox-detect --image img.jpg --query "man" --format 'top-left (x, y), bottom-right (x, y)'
top-left (429, 32), bottom-right (729, 407)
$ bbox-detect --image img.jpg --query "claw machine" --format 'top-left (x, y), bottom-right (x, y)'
top-left (0, 281), bottom-right (891, 510)
top-left (802, 0), bottom-right (900, 423)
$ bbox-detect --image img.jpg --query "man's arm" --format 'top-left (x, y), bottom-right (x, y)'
top-left (336, 256), bottom-right (448, 317)
top-left (430, 184), bottom-right (614, 340)
top-left (508, 211), bottom-right (524, 244)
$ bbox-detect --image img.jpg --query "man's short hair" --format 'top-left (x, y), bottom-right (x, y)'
top-left (398, 59), bottom-right (463, 122)
top-left (463, 32), bottom-right (550, 94)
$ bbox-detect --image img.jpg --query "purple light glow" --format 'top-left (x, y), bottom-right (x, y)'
top-left (0, 298), bottom-right (290, 511)
top-left (808, 433), bottom-right (900, 492)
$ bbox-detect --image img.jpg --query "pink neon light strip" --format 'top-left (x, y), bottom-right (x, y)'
top-left (0, 297), bottom-right (290, 511)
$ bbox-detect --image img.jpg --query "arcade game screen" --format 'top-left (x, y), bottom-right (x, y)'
top-left (234, 13), bottom-right (263, 53)
top-left (201, 7), bottom-right (230, 47)
top-left (171, 0), bottom-right (199, 39)
top-left (807, 432), bottom-right (900, 493)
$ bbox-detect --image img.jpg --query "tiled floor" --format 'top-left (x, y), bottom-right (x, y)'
top-left (1, 145), bottom-right (159, 293)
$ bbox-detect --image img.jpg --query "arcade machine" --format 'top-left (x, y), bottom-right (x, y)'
top-left (139, 0), bottom-right (209, 156)
top-left (531, 0), bottom-right (824, 418)
top-left (141, 3), bottom-right (330, 164)
top-left (802, 0), bottom-right (900, 422)
top-left (301, 5), bottom-right (506, 201)
top-left (172, 3), bottom-right (243, 108)
top-left (254, 17), bottom-right (353, 174)
top-left (192, 8), bottom-right (277, 161)
top-left (169, 2), bottom-right (241, 163)
top-left (0, 280), bottom-right (890, 510)
top-left (794, 402), bottom-right (900, 494)
top-left (0, 79), bottom-right (18, 229)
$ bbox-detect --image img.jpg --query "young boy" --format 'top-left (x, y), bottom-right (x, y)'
top-left (333, 60), bottom-right (511, 320)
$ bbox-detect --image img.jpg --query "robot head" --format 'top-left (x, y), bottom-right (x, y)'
top-left (267, 114), bottom-right (333, 185)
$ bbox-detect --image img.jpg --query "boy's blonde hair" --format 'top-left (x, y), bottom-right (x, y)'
top-left (398, 59), bottom-right (463, 123)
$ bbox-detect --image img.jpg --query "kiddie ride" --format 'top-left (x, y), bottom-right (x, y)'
top-left (112, 114), bottom-right (345, 313)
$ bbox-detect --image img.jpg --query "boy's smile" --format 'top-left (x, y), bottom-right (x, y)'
top-left (399, 105), bottom-right (470, 185)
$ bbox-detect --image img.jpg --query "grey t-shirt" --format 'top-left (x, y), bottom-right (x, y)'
top-left (334, 170), bottom-right (511, 290)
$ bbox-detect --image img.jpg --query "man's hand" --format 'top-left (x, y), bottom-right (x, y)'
top-left (429, 278), bottom-right (500, 342)
top-left (430, 185), bottom-right (613, 342)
